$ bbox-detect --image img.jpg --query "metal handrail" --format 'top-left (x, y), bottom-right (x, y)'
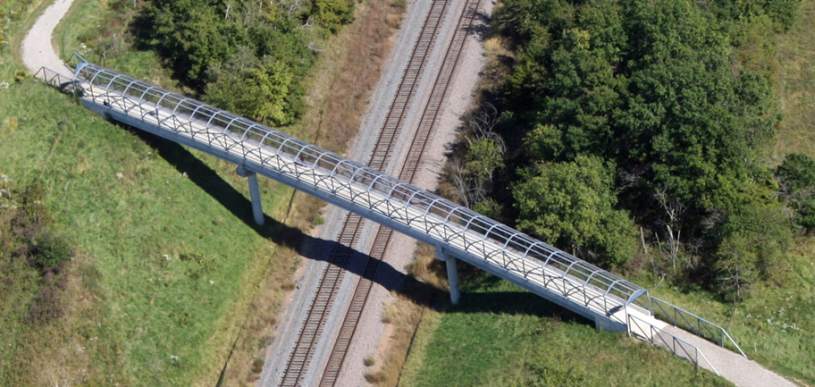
top-left (72, 60), bottom-right (646, 320)
top-left (33, 67), bottom-right (79, 95)
top-left (642, 295), bottom-right (746, 357)
top-left (627, 313), bottom-right (720, 376)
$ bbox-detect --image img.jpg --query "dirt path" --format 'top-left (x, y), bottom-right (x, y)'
top-left (21, 0), bottom-right (75, 78)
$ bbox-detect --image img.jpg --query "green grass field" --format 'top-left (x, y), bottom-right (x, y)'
top-left (399, 275), bottom-right (727, 387)
top-left (1, 0), bottom-right (299, 384)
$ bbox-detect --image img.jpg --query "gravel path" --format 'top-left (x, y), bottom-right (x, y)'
top-left (22, 0), bottom-right (75, 78)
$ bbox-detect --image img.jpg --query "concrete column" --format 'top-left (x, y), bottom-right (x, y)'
top-left (437, 246), bottom-right (460, 305)
top-left (446, 257), bottom-right (460, 305)
top-left (236, 165), bottom-right (265, 226)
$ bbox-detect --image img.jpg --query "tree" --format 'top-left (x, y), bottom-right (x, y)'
top-left (143, 0), bottom-right (244, 87)
top-left (512, 156), bottom-right (637, 267)
top-left (714, 199), bottom-right (791, 301)
top-left (206, 60), bottom-right (296, 126)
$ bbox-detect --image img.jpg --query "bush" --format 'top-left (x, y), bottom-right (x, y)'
top-left (313, 0), bottom-right (355, 33)
top-left (7, 182), bottom-right (73, 274)
top-left (776, 153), bottom-right (815, 231)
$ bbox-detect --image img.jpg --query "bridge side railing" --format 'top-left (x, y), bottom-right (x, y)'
top-left (33, 67), bottom-right (76, 91)
top-left (627, 313), bottom-right (720, 375)
top-left (71, 62), bottom-right (748, 362)
top-left (638, 295), bottom-right (746, 357)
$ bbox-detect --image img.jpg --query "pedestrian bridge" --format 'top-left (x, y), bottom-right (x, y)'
top-left (36, 61), bottom-right (747, 376)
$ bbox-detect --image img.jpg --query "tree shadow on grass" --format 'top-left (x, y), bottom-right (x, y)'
top-left (128, 127), bottom-right (593, 326)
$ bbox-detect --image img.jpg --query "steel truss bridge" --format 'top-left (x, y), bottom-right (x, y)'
top-left (36, 62), bottom-right (747, 375)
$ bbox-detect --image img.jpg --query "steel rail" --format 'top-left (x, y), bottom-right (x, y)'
top-left (282, 2), bottom-right (451, 385)
top-left (319, 1), bottom-right (482, 385)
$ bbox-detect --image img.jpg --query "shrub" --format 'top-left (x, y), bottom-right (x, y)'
top-left (776, 153), bottom-right (815, 231)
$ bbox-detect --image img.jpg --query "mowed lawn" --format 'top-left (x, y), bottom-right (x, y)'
top-left (1, 1), bottom-right (298, 384)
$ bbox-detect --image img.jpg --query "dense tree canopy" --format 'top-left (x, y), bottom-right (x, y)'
top-left (776, 154), bottom-right (815, 231)
top-left (139, 0), bottom-right (355, 126)
top-left (466, 0), bottom-right (801, 299)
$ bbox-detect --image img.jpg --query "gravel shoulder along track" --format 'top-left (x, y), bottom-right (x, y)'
top-left (257, 1), bottom-right (435, 385)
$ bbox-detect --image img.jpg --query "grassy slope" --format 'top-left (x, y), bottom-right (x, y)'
top-left (772, 0), bottom-right (815, 163)
top-left (399, 276), bottom-right (727, 387)
top-left (400, 2), bottom-right (815, 386)
top-left (1, 0), bottom-right (298, 384)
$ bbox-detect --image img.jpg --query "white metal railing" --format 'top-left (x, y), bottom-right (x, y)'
top-left (33, 66), bottom-right (76, 91)
top-left (640, 295), bottom-right (746, 357)
top-left (627, 313), bottom-right (720, 375)
top-left (71, 61), bottom-right (646, 322)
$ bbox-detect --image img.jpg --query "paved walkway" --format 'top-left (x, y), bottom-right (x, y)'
top-left (22, 0), bottom-right (75, 78)
top-left (664, 326), bottom-right (795, 387)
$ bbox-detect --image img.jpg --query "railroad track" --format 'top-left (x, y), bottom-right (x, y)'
top-left (319, 1), bottom-right (482, 385)
top-left (279, 2), bottom-right (450, 385)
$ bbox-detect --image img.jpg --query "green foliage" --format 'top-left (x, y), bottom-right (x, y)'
top-left (714, 195), bottom-right (792, 300)
top-left (206, 59), bottom-right (297, 126)
top-left (488, 0), bottom-right (793, 296)
top-left (313, 0), bottom-right (355, 33)
top-left (463, 137), bottom-right (505, 182)
top-left (513, 156), bottom-right (637, 267)
top-left (776, 153), bottom-right (815, 230)
top-left (142, 0), bottom-right (245, 87)
top-left (711, 0), bottom-right (802, 31)
top-left (139, 0), bottom-right (354, 127)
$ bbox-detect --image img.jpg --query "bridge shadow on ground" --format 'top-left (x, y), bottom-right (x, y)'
top-left (130, 128), bottom-right (592, 326)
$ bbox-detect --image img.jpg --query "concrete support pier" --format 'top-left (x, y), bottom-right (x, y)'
top-left (437, 246), bottom-right (460, 304)
top-left (236, 165), bottom-right (265, 226)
